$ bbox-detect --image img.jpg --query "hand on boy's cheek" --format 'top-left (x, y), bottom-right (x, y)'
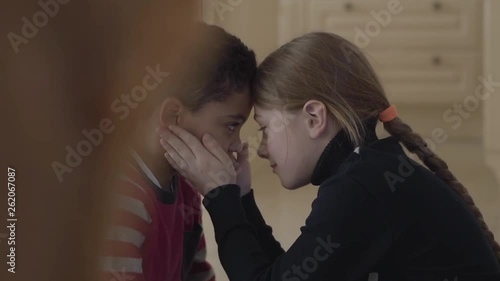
top-left (156, 126), bottom-right (169, 140)
top-left (156, 124), bottom-right (252, 195)
top-left (157, 125), bottom-right (238, 196)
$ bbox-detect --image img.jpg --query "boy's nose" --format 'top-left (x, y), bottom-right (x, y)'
top-left (228, 140), bottom-right (243, 153)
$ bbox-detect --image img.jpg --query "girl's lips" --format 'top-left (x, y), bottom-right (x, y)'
top-left (270, 164), bottom-right (277, 172)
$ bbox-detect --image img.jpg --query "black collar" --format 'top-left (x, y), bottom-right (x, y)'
top-left (310, 119), bottom-right (379, 185)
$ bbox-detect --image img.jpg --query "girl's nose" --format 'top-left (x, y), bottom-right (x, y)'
top-left (257, 141), bottom-right (268, 159)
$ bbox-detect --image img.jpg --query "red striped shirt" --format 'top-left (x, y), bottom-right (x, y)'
top-left (100, 159), bottom-right (215, 281)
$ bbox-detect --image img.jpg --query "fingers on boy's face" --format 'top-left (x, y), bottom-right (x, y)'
top-left (156, 127), bottom-right (170, 139)
top-left (228, 152), bottom-right (238, 165)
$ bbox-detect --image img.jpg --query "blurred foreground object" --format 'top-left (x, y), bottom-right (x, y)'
top-left (0, 1), bottom-right (200, 280)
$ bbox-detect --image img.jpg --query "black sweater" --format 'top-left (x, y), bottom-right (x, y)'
top-left (202, 131), bottom-right (500, 281)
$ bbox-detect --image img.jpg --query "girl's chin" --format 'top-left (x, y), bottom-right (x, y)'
top-left (280, 179), bottom-right (303, 190)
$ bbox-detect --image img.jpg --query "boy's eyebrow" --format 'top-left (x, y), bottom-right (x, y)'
top-left (225, 114), bottom-right (247, 121)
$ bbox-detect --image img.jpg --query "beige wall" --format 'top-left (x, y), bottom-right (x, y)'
top-left (203, 0), bottom-right (279, 62)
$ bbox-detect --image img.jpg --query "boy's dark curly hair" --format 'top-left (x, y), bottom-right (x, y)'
top-left (168, 23), bottom-right (257, 112)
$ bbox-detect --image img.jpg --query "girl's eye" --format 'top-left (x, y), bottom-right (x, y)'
top-left (257, 126), bottom-right (267, 141)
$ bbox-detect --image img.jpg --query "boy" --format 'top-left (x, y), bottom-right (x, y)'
top-left (100, 23), bottom-right (256, 281)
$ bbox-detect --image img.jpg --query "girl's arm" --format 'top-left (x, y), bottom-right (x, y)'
top-left (203, 179), bottom-right (391, 281)
top-left (240, 190), bottom-right (285, 261)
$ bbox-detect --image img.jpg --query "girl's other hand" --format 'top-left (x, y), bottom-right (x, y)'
top-left (234, 143), bottom-right (252, 196)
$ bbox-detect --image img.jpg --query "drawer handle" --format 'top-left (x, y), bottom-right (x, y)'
top-left (432, 56), bottom-right (442, 66)
top-left (433, 1), bottom-right (442, 11)
top-left (344, 2), bottom-right (353, 11)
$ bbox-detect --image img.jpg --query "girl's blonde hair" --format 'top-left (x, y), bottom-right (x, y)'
top-left (253, 32), bottom-right (500, 261)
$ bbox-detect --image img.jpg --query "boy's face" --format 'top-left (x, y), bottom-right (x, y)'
top-left (173, 91), bottom-right (252, 155)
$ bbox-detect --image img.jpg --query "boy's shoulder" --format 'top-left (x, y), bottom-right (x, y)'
top-left (111, 162), bottom-right (158, 213)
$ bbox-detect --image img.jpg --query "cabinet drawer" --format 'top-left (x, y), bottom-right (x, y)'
top-left (365, 50), bottom-right (481, 104)
top-left (300, 0), bottom-right (482, 49)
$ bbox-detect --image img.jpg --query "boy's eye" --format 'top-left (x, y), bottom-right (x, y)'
top-left (227, 123), bottom-right (240, 132)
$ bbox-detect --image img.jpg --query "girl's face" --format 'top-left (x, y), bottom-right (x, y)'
top-left (254, 102), bottom-right (338, 190)
top-left (253, 106), bottom-right (317, 189)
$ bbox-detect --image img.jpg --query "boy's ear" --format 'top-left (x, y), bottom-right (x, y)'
top-left (159, 97), bottom-right (184, 127)
top-left (303, 100), bottom-right (328, 139)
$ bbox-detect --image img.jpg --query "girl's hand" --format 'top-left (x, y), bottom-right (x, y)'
top-left (158, 125), bottom-right (237, 196)
top-left (233, 143), bottom-right (252, 196)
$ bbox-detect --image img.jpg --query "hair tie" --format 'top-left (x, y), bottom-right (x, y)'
top-left (379, 105), bottom-right (398, 122)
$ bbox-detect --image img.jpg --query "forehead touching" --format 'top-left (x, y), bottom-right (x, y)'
top-left (253, 105), bottom-right (274, 124)
top-left (253, 105), bottom-right (281, 122)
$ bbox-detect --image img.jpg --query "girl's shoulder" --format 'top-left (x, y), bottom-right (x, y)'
top-left (305, 174), bottom-right (391, 238)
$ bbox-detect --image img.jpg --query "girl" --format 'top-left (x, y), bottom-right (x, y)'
top-left (158, 32), bottom-right (500, 281)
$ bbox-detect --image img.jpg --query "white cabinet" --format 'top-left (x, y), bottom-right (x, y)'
top-left (308, 0), bottom-right (482, 49)
top-left (278, 0), bottom-right (483, 105)
top-left (367, 51), bottom-right (481, 104)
